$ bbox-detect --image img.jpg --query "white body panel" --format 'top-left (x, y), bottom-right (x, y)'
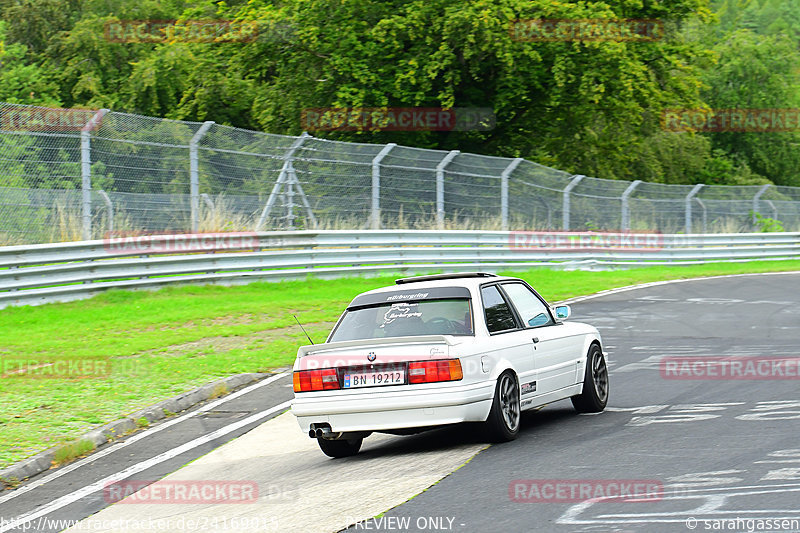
top-left (291, 275), bottom-right (603, 435)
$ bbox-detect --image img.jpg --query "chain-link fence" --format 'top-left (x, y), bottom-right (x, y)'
top-left (2, 101), bottom-right (800, 245)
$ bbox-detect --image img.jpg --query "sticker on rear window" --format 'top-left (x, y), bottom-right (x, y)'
top-left (380, 303), bottom-right (422, 329)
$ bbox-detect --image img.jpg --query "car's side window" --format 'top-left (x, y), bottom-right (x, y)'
top-left (501, 283), bottom-right (553, 328)
top-left (481, 285), bottom-right (518, 333)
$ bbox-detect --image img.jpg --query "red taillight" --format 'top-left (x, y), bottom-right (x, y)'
top-left (293, 368), bottom-right (339, 392)
top-left (408, 359), bottom-right (463, 384)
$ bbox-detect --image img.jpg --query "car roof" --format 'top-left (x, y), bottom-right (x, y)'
top-left (356, 272), bottom-right (521, 298)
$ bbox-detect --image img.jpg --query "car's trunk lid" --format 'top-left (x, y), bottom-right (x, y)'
top-left (295, 335), bottom-right (458, 371)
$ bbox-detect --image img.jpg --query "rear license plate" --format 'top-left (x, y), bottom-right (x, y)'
top-left (343, 370), bottom-right (405, 389)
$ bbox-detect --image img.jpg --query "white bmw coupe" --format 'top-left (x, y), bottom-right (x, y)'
top-left (292, 273), bottom-right (608, 457)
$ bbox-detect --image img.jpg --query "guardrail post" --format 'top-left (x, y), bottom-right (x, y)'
top-left (436, 150), bottom-right (460, 228)
top-left (500, 158), bottom-right (523, 231)
top-left (685, 183), bottom-right (704, 234)
top-left (80, 109), bottom-right (109, 241)
top-left (752, 184), bottom-right (772, 225)
top-left (190, 121), bottom-right (214, 233)
top-left (621, 180), bottom-right (642, 231)
top-left (371, 143), bottom-right (396, 229)
top-left (562, 175), bottom-right (585, 231)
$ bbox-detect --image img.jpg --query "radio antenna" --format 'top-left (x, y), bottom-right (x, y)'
top-left (293, 315), bottom-right (315, 345)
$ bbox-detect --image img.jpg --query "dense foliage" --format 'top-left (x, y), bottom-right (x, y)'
top-left (1, 0), bottom-right (799, 186)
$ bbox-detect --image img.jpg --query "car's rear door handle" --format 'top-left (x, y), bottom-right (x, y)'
top-left (532, 337), bottom-right (539, 343)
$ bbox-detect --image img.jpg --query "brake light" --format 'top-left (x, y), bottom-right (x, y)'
top-left (293, 368), bottom-right (339, 392)
top-left (408, 359), bottom-right (463, 384)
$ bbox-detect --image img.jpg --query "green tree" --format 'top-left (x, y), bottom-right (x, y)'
top-left (232, 0), bottom-right (712, 180)
top-left (4, 0), bottom-right (798, 191)
top-left (0, 22), bottom-right (61, 105)
top-left (43, 16), bottom-right (141, 110)
top-left (0, 0), bottom-right (83, 57)
top-left (702, 30), bottom-right (800, 186)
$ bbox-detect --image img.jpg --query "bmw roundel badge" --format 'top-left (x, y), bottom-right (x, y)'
top-left (367, 352), bottom-right (377, 362)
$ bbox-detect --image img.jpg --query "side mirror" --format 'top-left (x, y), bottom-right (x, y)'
top-left (554, 305), bottom-right (571, 320)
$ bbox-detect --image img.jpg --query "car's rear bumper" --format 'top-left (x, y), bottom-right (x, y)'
top-left (292, 380), bottom-right (495, 433)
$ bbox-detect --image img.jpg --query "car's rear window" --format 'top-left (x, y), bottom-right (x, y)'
top-left (328, 299), bottom-right (473, 342)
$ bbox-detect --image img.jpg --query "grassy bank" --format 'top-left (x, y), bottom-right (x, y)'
top-left (2, 259), bottom-right (799, 468)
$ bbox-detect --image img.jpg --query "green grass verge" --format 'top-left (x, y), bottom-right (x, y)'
top-left (2, 259), bottom-right (799, 469)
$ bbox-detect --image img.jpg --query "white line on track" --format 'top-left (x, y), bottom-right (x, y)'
top-left (0, 372), bottom-right (288, 507)
top-left (558, 481), bottom-right (800, 525)
top-left (1, 399), bottom-right (292, 532)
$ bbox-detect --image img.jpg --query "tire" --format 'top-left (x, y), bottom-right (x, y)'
top-left (483, 371), bottom-right (521, 442)
top-left (571, 344), bottom-right (609, 413)
top-left (317, 437), bottom-right (363, 458)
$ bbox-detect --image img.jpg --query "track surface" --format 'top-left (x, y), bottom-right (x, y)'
top-left (362, 273), bottom-right (800, 532)
top-left (3, 273), bottom-right (799, 533)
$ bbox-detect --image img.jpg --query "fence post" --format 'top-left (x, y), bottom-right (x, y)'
top-left (80, 109), bottom-right (109, 241)
top-left (190, 121), bottom-right (214, 233)
top-left (695, 198), bottom-right (708, 233)
top-left (752, 184), bottom-right (772, 225)
top-left (685, 183), bottom-right (704, 234)
top-left (562, 175), bottom-right (585, 231)
top-left (97, 189), bottom-right (113, 232)
top-left (436, 150), bottom-right (460, 228)
top-left (371, 143), bottom-right (396, 229)
top-left (621, 180), bottom-right (642, 231)
top-left (765, 200), bottom-right (778, 221)
top-left (500, 158), bottom-right (523, 231)
top-left (257, 132), bottom-right (310, 230)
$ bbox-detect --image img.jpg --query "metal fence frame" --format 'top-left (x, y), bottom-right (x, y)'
top-left (3, 103), bottom-right (800, 246)
top-left (1, 230), bottom-right (798, 309)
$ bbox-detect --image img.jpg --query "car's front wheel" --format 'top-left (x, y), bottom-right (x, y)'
top-left (317, 437), bottom-right (363, 458)
top-left (571, 344), bottom-right (609, 413)
top-left (484, 371), bottom-right (521, 442)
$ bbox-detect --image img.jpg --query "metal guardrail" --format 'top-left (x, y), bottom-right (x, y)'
top-left (1, 230), bottom-right (799, 309)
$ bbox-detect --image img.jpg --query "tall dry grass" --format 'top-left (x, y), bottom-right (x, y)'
top-left (197, 194), bottom-right (256, 233)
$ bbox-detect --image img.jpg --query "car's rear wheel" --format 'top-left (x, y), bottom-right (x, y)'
top-left (484, 371), bottom-right (520, 442)
top-left (317, 437), bottom-right (363, 458)
top-left (571, 344), bottom-right (608, 413)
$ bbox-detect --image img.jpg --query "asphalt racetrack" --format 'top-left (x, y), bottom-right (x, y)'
top-left (3, 272), bottom-right (800, 533)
